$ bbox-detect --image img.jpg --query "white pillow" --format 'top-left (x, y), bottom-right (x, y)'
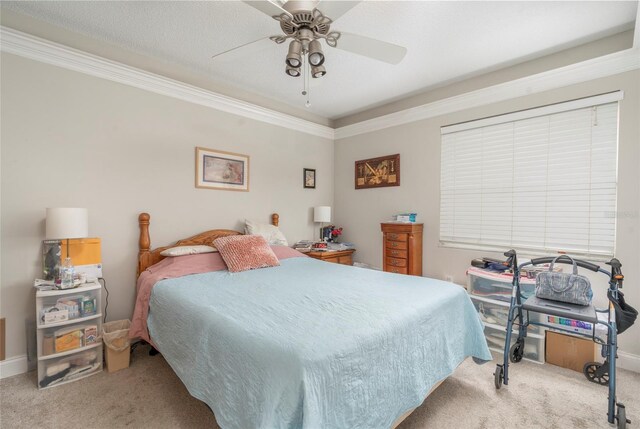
top-left (245, 219), bottom-right (288, 246)
top-left (160, 245), bottom-right (217, 257)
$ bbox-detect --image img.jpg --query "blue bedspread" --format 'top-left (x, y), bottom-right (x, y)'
top-left (148, 257), bottom-right (491, 429)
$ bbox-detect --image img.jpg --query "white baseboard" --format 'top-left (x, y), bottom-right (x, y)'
top-left (0, 355), bottom-right (28, 379)
top-left (618, 351), bottom-right (640, 373)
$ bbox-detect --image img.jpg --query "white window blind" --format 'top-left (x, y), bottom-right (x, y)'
top-left (440, 93), bottom-right (620, 258)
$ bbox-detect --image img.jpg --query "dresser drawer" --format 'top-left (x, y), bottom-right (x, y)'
top-left (337, 255), bottom-right (353, 265)
top-left (386, 266), bottom-right (408, 275)
top-left (386, 249), bottom-right (407, 259)
top-left (386, 240), bottom-right (408, 250)
top-left (386, 257), bottom-right (407, 268)
top-left (386, 232), bottom-right (408, 242)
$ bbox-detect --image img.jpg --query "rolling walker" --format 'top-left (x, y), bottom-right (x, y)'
top-left (493, 250), bottom-right (633, 429)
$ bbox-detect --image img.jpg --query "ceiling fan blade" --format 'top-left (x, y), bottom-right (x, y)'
top-left (211, 37), bottom-right (274, 63)
top-left (334, 32), bottom-right (407, 65)
top-left (244, 1), bottom-right (292, 19)
top-left (315, 1), bottom-right (361, 22)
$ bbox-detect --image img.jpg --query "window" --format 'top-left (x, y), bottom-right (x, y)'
top-left (440, 92), bottom-right (621, 258)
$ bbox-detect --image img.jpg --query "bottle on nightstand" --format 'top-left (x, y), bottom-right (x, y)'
top-left (59, 257), bottom-right (75, 289)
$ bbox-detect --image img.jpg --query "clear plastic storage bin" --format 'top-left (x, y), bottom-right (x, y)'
top-left (467, 267), bottom-right (536, 303)
top-left (484, 324), bottom-right (545, 363)
top-left (37, 284), bottom-right (101, 328)
top-left (471, 295), bottom-right (543, 334)
top-left (37, 345), bottom-right (103, 389)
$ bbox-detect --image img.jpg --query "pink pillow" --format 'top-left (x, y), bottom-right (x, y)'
top-left (213, 235), bottom-right (280, 273)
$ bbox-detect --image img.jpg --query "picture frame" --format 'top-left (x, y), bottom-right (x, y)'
top-left (355, 154), bottom-right (400, 189)
top-left (304, 168), bottom-right (316, 189)
top-left (195, 147), bottom-right (250, 192)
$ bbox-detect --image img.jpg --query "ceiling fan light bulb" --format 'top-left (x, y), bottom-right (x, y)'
top-left (286, 40), bottom-right (303, 68)
top-left (308, 39), bottom-right (325, 66)
top-left (311, 65), bottom-right (326, 78)
top-left (309, 53), bottom-right (323, 66)
top-left (285, 65), bottom-right (300, 77)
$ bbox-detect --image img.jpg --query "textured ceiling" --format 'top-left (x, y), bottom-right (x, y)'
top-left (2, 1), bottom-right (637, 120)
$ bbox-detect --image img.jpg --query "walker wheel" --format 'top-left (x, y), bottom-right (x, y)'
top-left (583, 362), bottom-right (609, 386)
top-left (494, 364), bottom-right (503, 389)
top-left (617, 403), bottom-right (629, 429)
top-left (509, 338), bottom-right (525, 363)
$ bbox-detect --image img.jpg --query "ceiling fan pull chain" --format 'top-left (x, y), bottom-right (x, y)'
top-left (303, 54), bottom-right (311, 108)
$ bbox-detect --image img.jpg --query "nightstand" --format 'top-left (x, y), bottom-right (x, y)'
top-left (306, 249), bottom-right (355, 266)
top-left (35, 281), bottom-right (103, 389)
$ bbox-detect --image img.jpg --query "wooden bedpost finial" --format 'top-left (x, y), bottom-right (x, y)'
top-left (139, 213), bottom-right (150, 252)
top-left (272, 213), bottom-right (279, 227)
top-left (138, 213), bottom-right (151, 277)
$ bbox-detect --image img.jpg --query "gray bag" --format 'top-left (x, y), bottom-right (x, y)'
top-left (535, 256), bottom-right (593, 306)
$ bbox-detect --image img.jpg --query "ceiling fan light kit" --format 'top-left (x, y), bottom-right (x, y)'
top-left (227, 1), bottom-right (408, 107)
top-left (286, 40), bottom-right (303, 67)
top-left (311, 64), bottom-right (326, 78)
top-left (308, 39), bottom-right (325, 66)
top-left (286, 65), bottom-right (301, 77)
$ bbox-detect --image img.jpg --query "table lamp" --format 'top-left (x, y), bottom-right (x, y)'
top-left (313, 206), bottom-right (331, 242)
top-left (46, 208), bottom-right (88, 288)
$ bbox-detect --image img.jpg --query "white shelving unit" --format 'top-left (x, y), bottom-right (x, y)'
top-left (36, 281), bottom-right (103, 389)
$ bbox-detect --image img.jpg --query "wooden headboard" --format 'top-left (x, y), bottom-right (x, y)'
top-left (137, 212), bottom-right (280, 276)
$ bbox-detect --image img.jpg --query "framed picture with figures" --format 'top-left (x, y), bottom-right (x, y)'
top-left (355, 154), bottom-right (400, 189)
top-left (195, 147), bottom-right (249, 191)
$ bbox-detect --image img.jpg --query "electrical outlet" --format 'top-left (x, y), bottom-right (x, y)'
top-left (444, 275), bottom-right (453, 283)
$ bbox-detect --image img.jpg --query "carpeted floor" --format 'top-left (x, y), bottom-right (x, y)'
top-left (1, 345), bottom-right (638, 428)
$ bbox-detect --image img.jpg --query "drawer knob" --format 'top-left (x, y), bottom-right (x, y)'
top-left (390, 234), bottom-right (398, 239)
top-left (392, 269), bottom-right (399, 273)
top-left (391, 250), bottom-right (399, 256)
top-left (391, 242), bottom-right (397, 247)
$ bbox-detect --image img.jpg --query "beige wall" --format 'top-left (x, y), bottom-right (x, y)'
top-left (334, 70), bottom-right (640, 358)
top-left (0, 53), bottom-right (333, 360)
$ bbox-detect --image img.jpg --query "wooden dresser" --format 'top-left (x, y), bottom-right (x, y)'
top-left (306, 249), bottom-right (355, 265)
top-left (381, 223), bottom-right (423, 276)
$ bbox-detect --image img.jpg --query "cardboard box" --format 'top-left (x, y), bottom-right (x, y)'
top-left (54, 328), bottom-right (83, 353)
top-left (545, 331), bottom-right (597, 372)
top-left (43, 238), bottom-right (103, 281)
top-left (105, 346), bottom-right (130, 373)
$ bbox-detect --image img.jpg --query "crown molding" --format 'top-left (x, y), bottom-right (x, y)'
top-left (0, 26), bottom-right (335, 140)
top-left (334, 47), bottom-right (640, 140)
top-left (2, 26), bottom-right (638, 143)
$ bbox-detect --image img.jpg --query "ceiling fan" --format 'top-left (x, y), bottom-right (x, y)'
top-left (212, 0), bottom-right (408, 106)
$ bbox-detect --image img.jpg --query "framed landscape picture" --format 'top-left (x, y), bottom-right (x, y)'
top-left (195, 147), bottom-right (249, 191)
top-left (355, 154), bottom-right (400, 189)
top-left (304, 168), bottom-right (316, 189)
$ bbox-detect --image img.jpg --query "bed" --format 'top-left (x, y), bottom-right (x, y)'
top-left (131, 212), bottom-right (491, 429)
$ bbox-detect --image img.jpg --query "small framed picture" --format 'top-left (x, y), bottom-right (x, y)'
top-left (304, 168), bottom-right (316, 189)
top-left (196, 147), bottom-right (249, 191)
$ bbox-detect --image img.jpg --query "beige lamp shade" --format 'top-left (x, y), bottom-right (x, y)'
top-left (45, 208), bottom-right (89, 239)
top-left (313, 206), bottom-right (331, 223)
